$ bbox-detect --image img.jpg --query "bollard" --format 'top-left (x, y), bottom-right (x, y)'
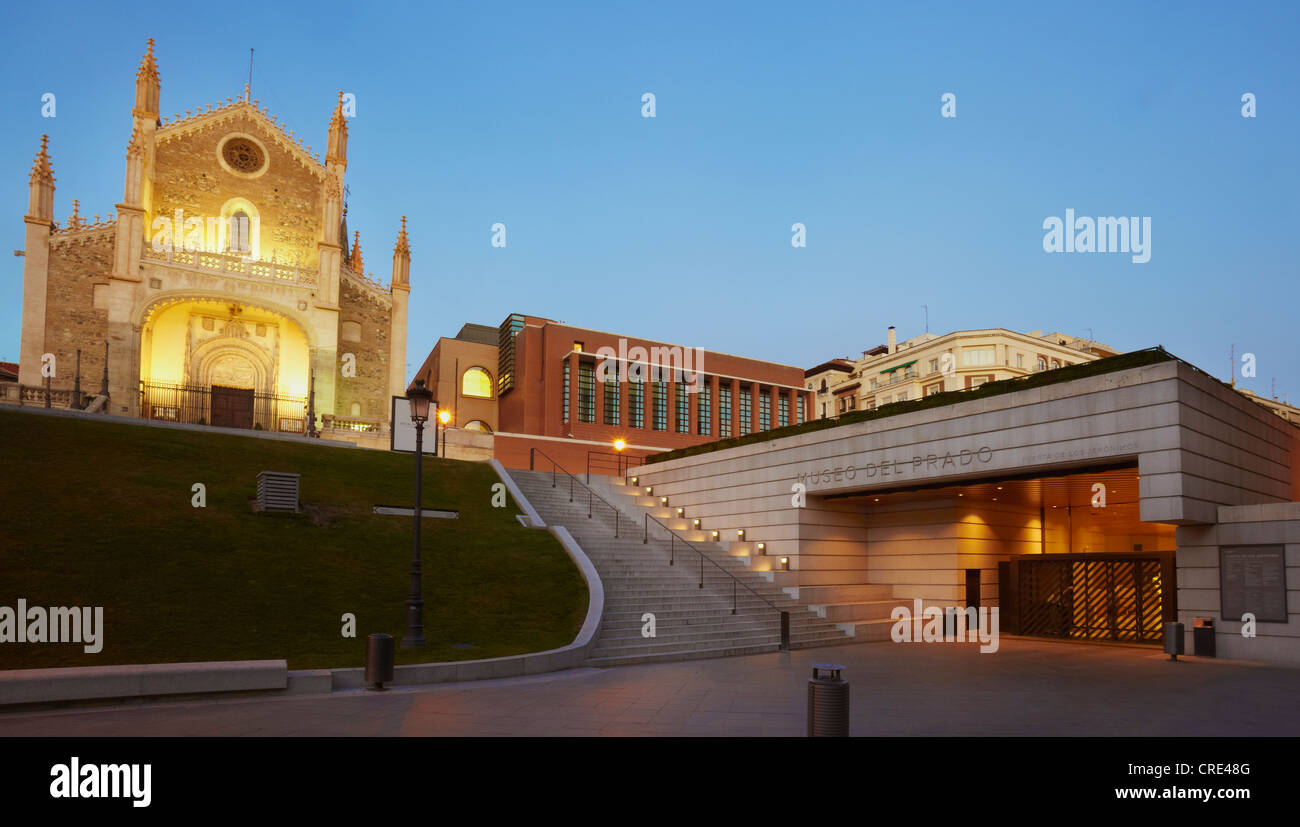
top-left (1163, 621), bottom-right (1184, 661)
top-left (1192, 617), bottom-right (1216, 657)
top-left (807, 663), bottom-right (849, 737)
top-left (366, 633), bottom-right (395, 690)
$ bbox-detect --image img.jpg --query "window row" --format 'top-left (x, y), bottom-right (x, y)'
top-left (563, 375), bottom-right (803, 435)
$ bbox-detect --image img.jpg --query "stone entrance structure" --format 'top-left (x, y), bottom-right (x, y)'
top-left (632, 350), bottom-right (1300, 663)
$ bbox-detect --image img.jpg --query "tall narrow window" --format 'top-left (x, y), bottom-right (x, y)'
top-left (629, 379), bottom-right (644, 428)
top-left (603, 375), bottom-right (620, 425)
top-left (228, 210), bottom-right (251, 254)
top-left (562, 361), bottom-right (570, 423)
top-left (759, 390), bottom-right (771, 431)
top-left (718, 385), bottom-right (732, 437)
top-left (739, 388), bottom-right (752, 435)
top-left (675, 382), bottom-right (690, 433)
top-left (578, 362), bottom-right (596, 423)
top-left (697, 381), bottom-right (712, 436)
top-left (652, 381), bottom-right (667, 431)
top-left (778, 391), bottom-right (789, 427)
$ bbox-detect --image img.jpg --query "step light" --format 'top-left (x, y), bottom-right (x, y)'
top-left (736, 529), bottom-right (745, 541)
top-left (780, 556), bottom-right (790, 570)
top-left (676, 507), bottom-right (685, 518)
top-left (692, 519), bottom-right (701, 529)
top-left (660, 496), bottom-right (669, 506)
top-left (711, 530), bottom-right (719, 540)
top-left (757, 542), bottom-right (766, 555)
top-left (630, 476), bottom-right (638, 486)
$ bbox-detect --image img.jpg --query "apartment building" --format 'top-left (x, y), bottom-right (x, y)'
top-left (805, 327), bottom-right (1119, 419)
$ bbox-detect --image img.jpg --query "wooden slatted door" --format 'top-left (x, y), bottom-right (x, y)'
top-left (211, 385), bottom-right (255, 429)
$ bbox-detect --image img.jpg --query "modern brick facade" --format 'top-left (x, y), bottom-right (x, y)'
top-left (412, 314), bottom-right (812, 473)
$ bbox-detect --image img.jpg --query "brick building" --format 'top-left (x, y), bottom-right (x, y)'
top-left (411, 314), bottom-right (812, 472)
top-left (8, 40), bottom-right (410, 448)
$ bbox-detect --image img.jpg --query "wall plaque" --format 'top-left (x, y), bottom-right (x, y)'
top-left (1220, 545), bottom-right (1288, 623)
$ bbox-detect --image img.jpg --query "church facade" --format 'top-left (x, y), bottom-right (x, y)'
top-left (13, 40), bottom-right (410, 445)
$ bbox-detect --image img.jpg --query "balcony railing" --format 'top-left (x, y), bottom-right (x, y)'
top-left (320, 415), bottom-right (390, 436)
top-left (142, 246), bottom-right (318, 287)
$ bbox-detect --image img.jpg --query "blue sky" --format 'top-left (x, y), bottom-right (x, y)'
top-left (2, 1), bottom-right (1297, 397)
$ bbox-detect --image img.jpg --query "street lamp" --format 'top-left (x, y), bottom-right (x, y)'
top-left (613, 438), bottom-right (626, 475)
top-left (437, 409), bottom-right (451, 457)
top-left (402, 379), bottom-right (433, 649)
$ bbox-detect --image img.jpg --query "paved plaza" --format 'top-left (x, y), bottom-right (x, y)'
top-left (1, 637), bottom-right (1296, 737)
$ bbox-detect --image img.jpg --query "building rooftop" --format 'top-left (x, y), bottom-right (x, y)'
top-left (455, 323), bottom-right (499, 346)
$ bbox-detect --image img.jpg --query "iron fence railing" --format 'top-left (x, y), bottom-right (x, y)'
top-left (139, 381), bottom-right (308, 433)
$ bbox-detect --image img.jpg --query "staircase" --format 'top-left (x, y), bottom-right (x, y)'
top-left (591, 474), bottom-right (911, 644)
top-left (509, 467), bottom-right (853, 667)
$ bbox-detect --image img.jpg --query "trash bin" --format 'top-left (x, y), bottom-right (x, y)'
top-left (1163, 622), bottom-right (1185, 661)
top-left (365, 633), bottom-right (395, 690)
top-left (807, 663), bottom-right (849, 737)
top-left (1193, 617), bottom-right (1216, 657)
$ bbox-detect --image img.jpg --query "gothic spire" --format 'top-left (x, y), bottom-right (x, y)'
top-left (350, 230), bottom-right (364, 274)
top-left (391, 216), bottom-right (411, 290)
top-left (30, 134), bottom-right (54, 185)
top-left (326, 91), bottom-right (348, 166)
top-left (394, 216), bottom-right (410, 257)
top-left (27, 134), bottom-right (55, 221)
top-left (134, 38), bottom-right (161, 117)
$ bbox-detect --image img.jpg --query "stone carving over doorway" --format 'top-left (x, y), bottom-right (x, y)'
top-left (209, 353), bottom-right (259, 389)
top-left (186, 315), bottom-right (278, 396)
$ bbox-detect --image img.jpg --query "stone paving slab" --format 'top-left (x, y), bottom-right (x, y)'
top-left (0, 638), bottom-right (1296, 737)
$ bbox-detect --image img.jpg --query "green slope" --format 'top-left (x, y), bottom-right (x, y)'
top-left (0, 408), bottom-right (587, 670)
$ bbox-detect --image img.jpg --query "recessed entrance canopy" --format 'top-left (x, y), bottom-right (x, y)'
top-left (834, 464), bottom-right (1139, 509)
top-left (838, 465), bottom-right (1175, 555)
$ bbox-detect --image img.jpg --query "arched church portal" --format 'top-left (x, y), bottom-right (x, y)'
top-left (138, 298), bottom-right (311, 432)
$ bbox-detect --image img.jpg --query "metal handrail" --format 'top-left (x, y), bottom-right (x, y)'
top-left (531, 447), bottom-right (627, 536)
top-left (638, 508), bottom-right (782, 616)
top-left (585, 449), bottom-right (644, 483)
top-left (530, 446), bottom-right (788, 644)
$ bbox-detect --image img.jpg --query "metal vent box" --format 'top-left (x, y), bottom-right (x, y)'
top-left (257, 471), bottom-right (300, 513)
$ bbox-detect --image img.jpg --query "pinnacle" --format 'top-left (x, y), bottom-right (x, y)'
top-left (30, 134), bottom-right (55, 184)
top-left (394, 216), bottom-right (411, 256)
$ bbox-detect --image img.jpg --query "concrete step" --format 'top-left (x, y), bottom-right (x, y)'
top-left (787, 584), bottom-right (897, 603)
top-left (602, 600), bottom-right (788, 613)
top-left (832, 618), bottom-right (899, 641)
top-left (599, 618), bottom-right (830, 636)
top-left (597, 622), bottom-right (843, 643)
top-left (589, 632), bottom-right (847, 659)
top-left (585, 642), bottom-right (782, 668)
top-left (600, 607), bottom-right (817, 623)
top-left (812, 600), bottom-right (910, 622)
top-left (770, 570), bottom-right (875, 587)
top-left (589, 632), bottom-right (785, 658)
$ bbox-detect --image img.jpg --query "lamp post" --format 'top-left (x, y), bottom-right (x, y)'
top-left (437, 409), bottom-right (451, 457)
top-left (403, 379), bottom-right (433, 649)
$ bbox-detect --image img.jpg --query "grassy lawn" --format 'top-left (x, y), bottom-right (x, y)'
top-left (0, 408), bottom-right (588, 670)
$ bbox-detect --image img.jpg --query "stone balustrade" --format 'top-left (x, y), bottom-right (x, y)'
top-left (142, 246), bottom-right (318, 287)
